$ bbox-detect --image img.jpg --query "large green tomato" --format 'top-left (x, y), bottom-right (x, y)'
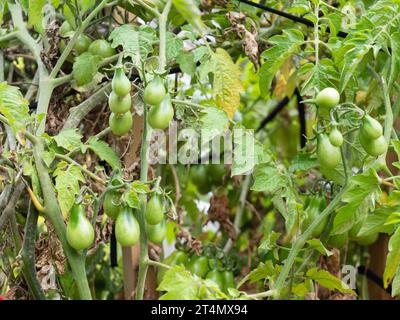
top-left (359, 133), bottom-right (386, 157)
top-left (112, 68), bottom-right (131, 97)
top-left (108, 91), bottom-right (131, 114)
top-left (103, 191), bottom-right (122, 219)
top-left (115, 207), bottom-right (140, 247)
top-left (221, 270), bottom-right (235, 293)
top-left (147, 220), bottom-right (166, 244)
top-left (88, 39), bottom-right (116, 58)
top-left (315, 87), bottom-right (340, 110)
top-left (145, 194), bottom-right (164, 225)
top-left (143, 76), bottom-right (166, 105)
top-left (317, 134), bottom-right (341, 169)
top-left (66, 204), bottom-right (94, 251)
top-left (361, 115), bottom-right (383, 139)
top-left (148, 94), bottom-right (174, 129)
top-left (109, 111), bottom-right (132, 136)
top-left (205, 269), bottom-right (224, 289)
top-left (74, 34), bottom-right (92, 55)
top-left (187, 255), bottom-right (210, 278)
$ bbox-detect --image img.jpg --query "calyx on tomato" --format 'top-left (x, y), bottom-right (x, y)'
top-left (66, 204), bottom-right (95, 250)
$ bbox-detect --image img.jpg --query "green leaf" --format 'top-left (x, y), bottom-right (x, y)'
top-left (384, 226), bottom-right (400, 288)
top-left (246, 261), bottom-right (276, 283)
top-left (43, 150), bottom-right (56, 167)
top-left (289, 153), bottom-right (318, 172)
top-left (332, 170), bottom-right (380, 235)
top-left (259, 29), bottom-right (303, 97)
top-left (53, 162), bottom-right (85, 217)
top-left (258, 231), bottom-right (281, 253)
top-left (172, 0), bottom-right (205, 34)
top-left (0, 82), bottom-right (30, 132)
top-left (87, 137), bottom-right (121, 170)
top-left (109, 25), bottom-right (157, 69)
top-left (251, 164), bottom-right (286, 193)
top-left (80, 0), bottom-right (95, 14)
top-left (232, 127), bottom-right (256, 176)
top-left (306, 239), bottom-right (333, 256)
top-left (53, 129), bottom-right (83, 152)
top-left (358, 207), bottom-right (395, 236)
top-left (176, 51), bottom-right (196, 76)
top-left (389, 32), bottom-right (400, 88)
top-left (392, 266), bottom-right (400, 297)
top-left (200, 107), bottom-right (229, 143)
top-left (72, 52), bottom-right (101, 86)
top-left (123, 189), bottom-right (140, 209)
top-left (211, 48), bottom-right (243, 119)
top-left (306, 268), bottom-right (356, 295)
top-left (166, 32), bottom-right (183, 63)
top-left (28, 0), bottom-right (46, 34)
top-left (131, 181), bottom-right (150, 194)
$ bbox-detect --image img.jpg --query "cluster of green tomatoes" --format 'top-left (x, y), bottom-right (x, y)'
top-left (157, 248), bottom-right (236, 295)
top-left (312, 87), bottom-right (386, 171)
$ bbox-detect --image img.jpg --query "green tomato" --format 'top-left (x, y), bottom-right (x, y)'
top-left (148, 94), bottom-right (174, 129)
top-left (157, 250), bottom-right (189, 284)
top-left (187, 255), bottom-right (210, 278)
top-left (327, 232), bottom-right (348, 249)
top-left (359, 133), bottom-right (386, 157)
top-left (88, 39), bottom-right (116, 58)
top-left (115, 207), bottom-right (140, 247)
top-left (109, 111), bottom-right (133, 136)
top-left (108, 91), bottom-right (131, 114)
top-left (361, 115), bottom-right (383, 139)
top-left (190, 165), bottom-right (211, 194)
top-left (112, 68), bottom-right (131, 97)
top-left (103, 191), bottom-right (122, 219)
top-left (67, 204), bottom-right (94, 251)
top-left (207, 164), bottom-right (226, 186)
top-left (221, 270), bottom-right (235, 293)
top-left (147, 219), bottom-right (166, 244)
top-left (145, 194), bottom-right (164, 225)
top-left (206, 269), bottom-right (224, 289)
top-left (60, 21), bottom-right (73, 36)
top-left (317, 134), bottom-right (341, 169)
top-left (74, 34), bottom-right (92, 55)
top-left (329, 127), bottom-right (343, 147)
top-left (143, 76), bottom-right (166, 105)
top-left (356, 232), bottom-right (379, 246)
top-left (315, 87), bottom-right (340, 110)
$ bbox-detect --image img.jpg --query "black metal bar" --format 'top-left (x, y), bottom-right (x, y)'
top-left (236, 0), bottom-right (348, 38)
top-left (110, 223), bottom-right (118, 267)
top-left (295, 88), bottom-right (307, 148)
top-left (256, 96), bottom-right (290, 133)
top-left (357, 265), bottom-right (392, 295)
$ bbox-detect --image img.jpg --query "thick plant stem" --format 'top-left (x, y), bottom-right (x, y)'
top-left (273, 185), bottom-right (348, 298)
top-left (20, 205), bottom-right (46, 300)
top-left (135, 106), bottom-right (151, 300)
top-left (158, 0), bottom-right (172, 72)
top-left (33, 141), bottom-right (92, 299)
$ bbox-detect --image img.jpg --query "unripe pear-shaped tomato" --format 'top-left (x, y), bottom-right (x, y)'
top-left (145, 194), bottom-right (164, 225)
top-left (329, 127), bottom-right (343, 147)
top-left (74, 34), bottom-right (92, 55)
top-left (315, 87), bottom-right (340, 110)
top-left (206, 269), bottom-right (224, 289)
top-left (112, 68), bottom-right (131, 97)
top-left (361, 115), bottom-right (383, 139)
top-left (115, 207), bottom-right (140, 247)
top-left (148, 94), bottom-right (174, 129)
top-left (108, 91), bottom-right (131, 114)
top-left (187, 255), bottom-right (209, 278)
top-left (144, 76), bottom-right (166, 105)
top-left (103, 191), bottom-right (122, 219)
top-left (221, 270), bottom-right (235, 293)
top-left (109, 111), bottom-right (132, 136)
top-left (147, 219), bottom-right (166, 244)
top-left (67, 204), bottom-right (95, 251)
top-left (359, 133), bottom-right (386, 156)
top-left (88, 39), bottom-right (116, 58)
top-left (317, 134), bottom-right (341, 169)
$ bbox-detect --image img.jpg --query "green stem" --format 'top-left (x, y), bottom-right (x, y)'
top-left (135, 104), bottom-right (151, 300)
top-left (157, 0), bottom-right (172, 73)
top-left (146, 259), bottom-right (171, 269)
top-left (33, 141), bottom-right (92, 299)
top-left (273, 185), bottom-right (348, 298)
top-left (0, 30), bottom-right (19, 43)
top-left (55, 153), bottom-right (106, 185)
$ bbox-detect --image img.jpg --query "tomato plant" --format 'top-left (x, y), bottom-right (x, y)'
top-left (2, 0), bottom-right (400, 303)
